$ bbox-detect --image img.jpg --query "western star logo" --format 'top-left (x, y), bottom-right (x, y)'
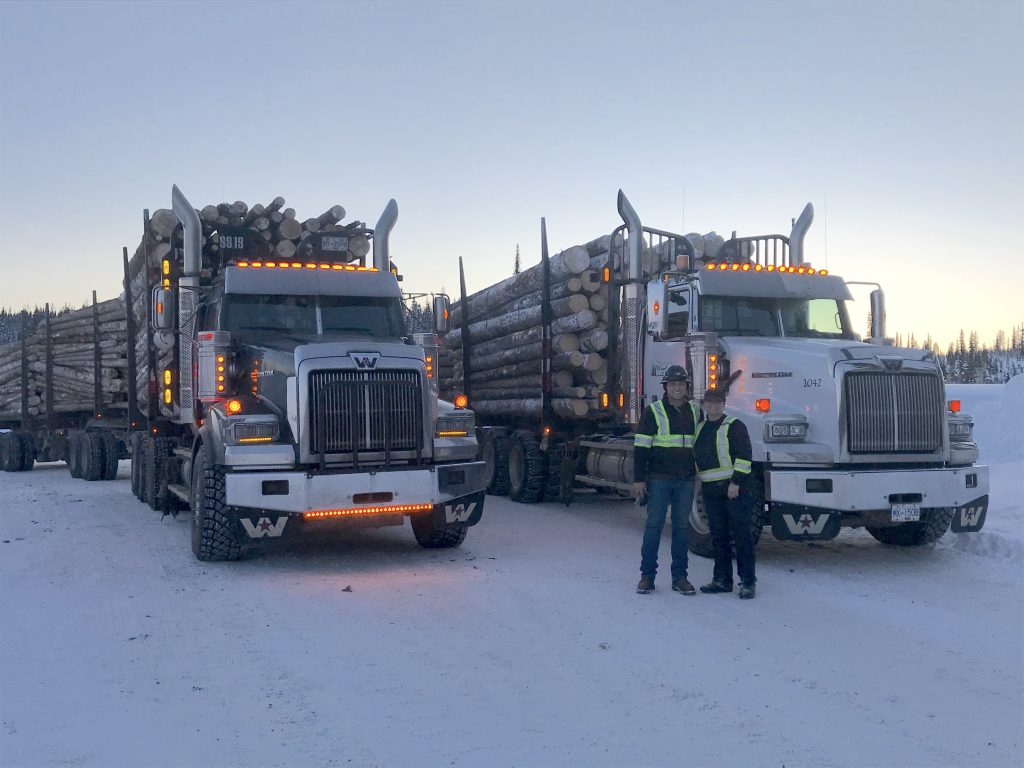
top-left (783, 512), bottom-right (830, 535)
top-left (240, 517), bottom-right (287, 538)
top-left (960, 506), bottom-right (983, 527)
top-left (349, 352), bottom-right (381, 370)
top-left (751, 371), bottom-right (794, 379)
top-left (445, 502), bottom-right (476, 523)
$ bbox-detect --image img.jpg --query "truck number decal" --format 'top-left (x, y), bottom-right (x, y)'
top-left (803, 378), bottom-right (822, 388)
top-left (219, 234), bottom-right (246, 250)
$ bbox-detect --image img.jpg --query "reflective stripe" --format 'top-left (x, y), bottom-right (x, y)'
top-left (696, 416), bottom-right (744, 482)
top-left (634, 434), bottom-right (653, 448)
top-left (638, 399), bottom-right (699, 451)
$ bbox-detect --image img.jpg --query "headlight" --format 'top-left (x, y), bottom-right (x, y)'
top-left (436, 414), bottom-right (474, 438)
top-left (764, 417), bottom-right (809, 442)
top-left (223, 415), bottom-right (280, 445)
top-left (947, 417), bottom-right (974, 442)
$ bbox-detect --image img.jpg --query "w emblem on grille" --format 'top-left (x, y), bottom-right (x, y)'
top-left (350, 352), bottom-right (381, 369)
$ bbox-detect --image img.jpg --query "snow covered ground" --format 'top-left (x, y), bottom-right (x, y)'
top-left (1, 381), bottom-right (1022, 768)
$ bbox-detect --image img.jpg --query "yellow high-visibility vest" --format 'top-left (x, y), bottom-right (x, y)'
top-left (633, 399), bottom-right (701, 450)
top-left (695, 416), bottom-right (752, 482)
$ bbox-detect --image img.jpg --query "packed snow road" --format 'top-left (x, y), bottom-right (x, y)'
top-left (1, 457), bottom-right (1021, 768)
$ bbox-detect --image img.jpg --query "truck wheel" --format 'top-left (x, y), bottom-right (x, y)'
top-left (543, 442), bottom-right (572, 504)
top-left (81, 433), bottom-right (105, 481)
top-left (190, 442), bottom-right (241, 561)
top-left (508, 430), bottom-right (546, 503)
top-left (1, 432), bottom-right (22, 472)
top-left (67, 433), bottom-right (83, 478)
top-left (411, 515), bottom-right (468, 548)
top-left (867, 507), bottom-right (956, 546)
top-left (130, 436), bottom-right (144, 498)
top-left (17, 433), bottom-right (35, 471)
top-left (100, 433), bottom-right (119, 481)
top-left (144, 437), bottom-right (174, 511)
top-left (480, 432), bottom-right (510, 496)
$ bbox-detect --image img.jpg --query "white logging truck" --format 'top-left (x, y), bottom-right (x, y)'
top-left (442, 191), bottom-right (989, 553)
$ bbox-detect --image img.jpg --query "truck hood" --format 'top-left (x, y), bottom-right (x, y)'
top-left (720, 337), bottom-right (938, 379)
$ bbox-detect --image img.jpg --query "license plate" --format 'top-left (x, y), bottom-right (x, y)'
top-left (891, 503), bottom-right (921, 522)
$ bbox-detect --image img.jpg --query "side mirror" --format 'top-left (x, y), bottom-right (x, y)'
top-left (433, 295), bottom-right (450, 335)
top-left (646, 281), bottom-right (668, 339)
top-left (870, 288), bottom-right (886, 341)
top-left (151, 286), bottom-right (176, 331)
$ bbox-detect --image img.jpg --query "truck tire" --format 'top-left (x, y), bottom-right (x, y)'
top-left (190, 442), bottom-right (241, 561)
top-left (81, 433), bottom-right (105, 481)
top-left (866, 507), bottom-right (956, 546)
top-left (543, 442), bottom-right (572, 504)
top-left (411, 515), bottom-right (468, 549)
top-left (144, 436), bottom-right (175, 511)
top-left (688, 481), bottom-right (767, 559)
top-left (1, 432), bottom-right (22, 472)
top-left (480, 431), bottom-right (510, 496)
top-left (67, 433), bottom-right (83, 478)
top-left (130, 435), bottom-right (144, 498)
top-left (100, 433), bottom-right (119, 481)
top-left (17, 433), bottom-right (35, 471)
top-left (508, 430), bottom-right (546, 503)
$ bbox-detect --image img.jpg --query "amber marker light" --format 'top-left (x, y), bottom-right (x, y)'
top-left (305, 503), bottom-right (433, 519)
top-left (600, 392), bottom-right (610, 408)
top-left (226, 399), bottom-right (243, 414)
top-left (819, 269), bottom-right (829, 276)
top-left (454, 394), bottom-right (469, 409)
top-left (742, 264), bottom-right (751, 271)
top-left (755, 399), bottom-right (771, 413)
top-left (602, 267), bottom-right (611, 282)
top-left (754, 264), bottom-right (763, 272)
top-left (731, 263), bottom-right (741, 271)
top-left (766, 265), bottom-right (776, 272)
top-left (948, 400), bottom-right (962, 413)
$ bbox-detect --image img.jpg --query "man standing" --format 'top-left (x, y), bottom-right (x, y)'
top-left (633, 365), bottom-right (701, 595)
top-left (694, 387), bottom-right (757, 599)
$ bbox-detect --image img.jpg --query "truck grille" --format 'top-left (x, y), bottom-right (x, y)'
top-left (308, 370), bottom-right (422, 456)
top-left (845, 373), bottom-right (943, 453)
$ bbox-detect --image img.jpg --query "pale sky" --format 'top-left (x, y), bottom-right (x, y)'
top-left (1, 0), bottom-right (1020, 349)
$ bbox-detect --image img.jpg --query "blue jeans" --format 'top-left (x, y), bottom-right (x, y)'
top-left (640, 477), bottom-right (695, 580)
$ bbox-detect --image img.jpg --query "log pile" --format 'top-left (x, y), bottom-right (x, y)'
top-left (439, 228), bottom-right (728, 423)
top-left (125, 195), bottom-right (356, 414)
top-left (0, 299), bottom-right (129, 420)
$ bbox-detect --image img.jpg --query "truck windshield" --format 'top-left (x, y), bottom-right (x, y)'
top-left (222, 295), bottom-right (406, 340)
top-left (699, 296), bottom-right (855, 339)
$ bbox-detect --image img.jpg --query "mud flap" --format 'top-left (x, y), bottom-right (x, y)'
top-left (236, 514), bottom-right (291, 539)
top-left (770, 504), bottom-right (842, 541)
top-left (437, 491), bottom-right (486, 528)
top-left (950, 495), bottom-right (989, 533)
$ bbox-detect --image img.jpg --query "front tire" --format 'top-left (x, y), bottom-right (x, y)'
top-left (81, 433), bottom-right (105, 482)
top-left (507, 430), bottom-right (545, 503)
top-left (480, 431), bottom-right (510, 496)
top-left (190, 442), bottom-right (241, 561)
top-left (867, 507), bottom-right (955, 546)
top-left (411, 514), bottom-right (468, 549)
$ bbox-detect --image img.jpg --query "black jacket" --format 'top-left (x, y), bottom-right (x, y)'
top-left (693, 415), bottom-right (753, 492)
top-left (633, 397), bottom-right (700, 481)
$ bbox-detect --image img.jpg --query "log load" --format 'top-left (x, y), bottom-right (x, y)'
top-left (0, 299), bottom-right (129, 419)
top-left (440, 227), bottom-right (721, 423)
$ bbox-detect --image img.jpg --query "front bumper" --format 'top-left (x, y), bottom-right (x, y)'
top-left (224, 461), bottom-right (487, 515)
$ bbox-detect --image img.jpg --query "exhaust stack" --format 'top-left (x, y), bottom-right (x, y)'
top-left (170, 185), bottom-right (201, 424)
top-left (790, 203), bottom-right (814, 265)
top-left (617, 190), bottom-right (644, 426)
top-left (372, 199), bottom-right (399, 272)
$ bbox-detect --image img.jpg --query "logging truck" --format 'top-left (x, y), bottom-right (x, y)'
top-left (445, 191), bottom-right (989, 553)
top-left (2, 186), bottom-right (486, 560)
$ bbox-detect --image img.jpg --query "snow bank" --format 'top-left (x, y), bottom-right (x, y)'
top-left (947, 374), bottom-right (1024, 464)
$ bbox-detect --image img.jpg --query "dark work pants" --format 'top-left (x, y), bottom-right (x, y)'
top-left (702, 485), bottom-right (756, 586)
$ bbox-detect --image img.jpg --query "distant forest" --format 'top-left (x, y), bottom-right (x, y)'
top-left (2, 305), bottom-right (1021, 385)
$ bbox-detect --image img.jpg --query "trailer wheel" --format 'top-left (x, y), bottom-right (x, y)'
top-left (81, 433), bottom-right (105, 481)
top-left (190, 441), bottom-right (241, 561)
top-left (67, 433), bottom-right (83, 478)
top-left (100, 433), bottom-right (119, 481)
top-left (866, 507), bottom-right (955, 546)
top-left (480, 431), bottom-right (510, 496)
top-left (144, 437), bottom-right (175, 511)
top-left (411, 514), bottom-right (468, 548)
top-left (508, 430), bottom-right (545, 504)
top-left (1, 432), bottom-right (22, 472)
top-left (543, 442), bottom-right (573, 504)
top-left (130, 435), bottom-right (144, 498)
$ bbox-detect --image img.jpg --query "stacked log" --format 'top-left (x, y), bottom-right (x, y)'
top-left (124, 195), bottom-right (356, 415)
top-left (0, 299), bottom-right (129, 419)
top-left (440, 227), bottom-right (726, 423)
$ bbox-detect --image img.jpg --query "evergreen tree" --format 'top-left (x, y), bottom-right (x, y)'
top-left (514, 244), bottom-right (521, 276)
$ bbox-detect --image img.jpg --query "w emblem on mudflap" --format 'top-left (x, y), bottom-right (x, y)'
top-left (445, 502), bottom-right (476, 524)
top-left (240, 517), bottom-right (288, 538)
top-left (951, 496), bottom-right (988, 533)
top-left (783, 513), bottom-right (830, 535)
top-left (771, 508), bottom-right (840, 541)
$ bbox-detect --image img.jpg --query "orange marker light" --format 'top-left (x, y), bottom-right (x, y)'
top-left (653, 301), bottom-right (660, 315)
top-left (602, 267), bottom-right (611, 282)
top-left (948, 399), bottom-right (961, 413)
top-left (742, 264), bottom-right (751, 271)
top-left (819, 269), bottom-right (828, 276)
top-left (706, 263), bottom-right (716, 271)
top-left (454, 394), bottom-right (469, 409)
top-left (754, 264), bottom-right (763, 272)
top-left (226, 399), bottom-right (243, 414)
top-left (767, 265), bottom-right (776, 272)
top-left (755, 399), bottom-right (771, 413)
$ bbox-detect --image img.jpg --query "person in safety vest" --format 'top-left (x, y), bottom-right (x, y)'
top-left (694, 386), bottom-right (757, 599)
top-left (633, 365), bottom-right (702, 595)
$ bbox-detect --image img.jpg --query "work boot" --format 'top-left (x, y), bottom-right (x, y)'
top-left (671, 578), bottom-right (696, 595)
top-left (700, 580), bottom-right (733, 594)
top-left (739, 583), bottom-right (756, 600)
top-left (636, 575), bottom-right (655, 594)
